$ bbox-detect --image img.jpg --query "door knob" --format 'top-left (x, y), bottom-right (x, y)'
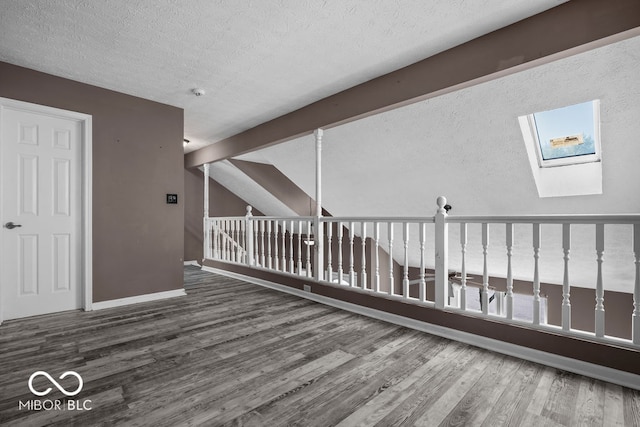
top-left (4, 222), bottom-right (22, 230)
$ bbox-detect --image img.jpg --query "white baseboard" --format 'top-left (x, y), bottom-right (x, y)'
top-left (91, 289), bottom-right (187, 311)
top-left (203, 266), bottom-right (640, 391)
top-left (184, 260), bottom-right (201, 266)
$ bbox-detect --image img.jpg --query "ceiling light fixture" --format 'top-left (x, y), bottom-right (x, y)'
top-left (192, 88), bottom-right (205, 96)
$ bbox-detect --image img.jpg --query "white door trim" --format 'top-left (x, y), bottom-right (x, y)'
top-left (0, 97), bottom-right (93, 323)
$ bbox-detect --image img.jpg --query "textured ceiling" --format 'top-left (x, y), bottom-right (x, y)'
top-left (0, 0), bottom-right (565, 152)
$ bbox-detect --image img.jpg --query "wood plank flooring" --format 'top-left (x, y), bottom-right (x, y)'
top-left (0, 266), bottom-right (639, 426)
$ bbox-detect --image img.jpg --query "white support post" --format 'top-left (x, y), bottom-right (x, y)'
top-left (481, 223), bottom-right (489, 315)
top-left (562, 223), bottom-right (571, 331)
top-left (506, 223), bottom-right (513, 319)
top-left (245, 206), bottom-right (254, 266)
top-left (203, 163), bottom-right (210, 262)
top-left (434, 196), bottom-right (449, 309)
top-left (633, 224), bottom-right (640, 345)
top-left (595, 223), bottom-right (605, 337)
top-left (533, 223), bottom-right (541, 325)
top-left (314, 128), bottom-right (324, 281)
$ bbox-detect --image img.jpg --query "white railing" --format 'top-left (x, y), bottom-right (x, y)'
top-left (205, 197), bottom-right (640, 349)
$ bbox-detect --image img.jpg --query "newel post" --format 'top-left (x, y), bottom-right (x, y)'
top-left (246, 205), bottom-right (254, 267)
top-left (314, 128), bottom-right (324, 281)
top-left (434, 196), bottom-right (449, 309)
top-left (203, 163), bottom-right (211, 261)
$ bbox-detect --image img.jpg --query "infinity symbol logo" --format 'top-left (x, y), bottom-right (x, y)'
top-left (28, 371), bottom-right (83, 397)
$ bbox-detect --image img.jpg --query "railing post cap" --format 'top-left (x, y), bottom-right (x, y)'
top-left (436, 196), bottom-right (447, 214)
top-left (246, 205), bottom-right (253, 216)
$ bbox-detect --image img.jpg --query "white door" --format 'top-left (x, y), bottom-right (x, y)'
top-left (1, 104), bottom-right (83, 320)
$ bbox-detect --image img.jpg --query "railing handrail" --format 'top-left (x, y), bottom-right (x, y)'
top-left (209, 214), bottom-right (640, 225)
top-left (447, 214), bottom-right (640, 224)
top-left (324, 216), bottom-right (436, 223)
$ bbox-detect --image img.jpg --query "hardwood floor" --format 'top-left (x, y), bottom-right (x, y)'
top-left (1, 266), bottom-right (639, 426)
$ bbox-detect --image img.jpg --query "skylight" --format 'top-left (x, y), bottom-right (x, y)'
top-left (518, 100), bottom-right (603, 198)
top-left (529, 100), bottom-right (601, 167)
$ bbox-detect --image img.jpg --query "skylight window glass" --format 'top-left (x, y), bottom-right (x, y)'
top-left (532, 100), bottom-right (599, 163)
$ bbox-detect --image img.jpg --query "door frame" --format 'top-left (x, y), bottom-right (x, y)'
top-left (0, 97), bottom-right (93, 324)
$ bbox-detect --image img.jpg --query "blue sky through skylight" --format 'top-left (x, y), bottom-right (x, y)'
top-left (533, 101), bottom-right (596, 161)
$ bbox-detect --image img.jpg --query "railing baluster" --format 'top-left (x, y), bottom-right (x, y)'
top-left (273, 221), bottom-right (279, 270)
top-left (562, 223), bottom-right (571, 331)
top-left (374, 222), bottom-right (380, 293)
top-left (229, 220), bottom-right (234, 262)
top-left (595, 223), bottom-right (605, 337)
top-left (533, 223), bottom-right (541, 325)
top-left (419, 222), bottom-right (426, 303)
top-left (211, 220), bottom-right (217, 260)
top-left (403, 222), bottom-right (409, 299)
top-left (232, 220), bottom-right (238, 262)
top-left (289, 220), bottom-right (294, 273)
top-left (633, 223), bottom-right (640, 345)
top-left (388, 222), bottom-right (394, 296)
top-left (219, 220), bottom-right (224, 260)
top-left (481, 223), bottom-right (489, 315)
top-left (229, 220), bottom-right (233, 261)
top-left (246, 208), bottom-right (254, 266)
top-left (306, 220), bottom-right (312, 278)
top-left (361, 222), bottom-right (367, 290)
top-left (259, 220), bottom-right (265, 267)
top-left (506, 223), bottom-right (513, 319)
top-left (297, 220), bottom-right (303, 275)
top-left (254, 220), bottom-right (259, 266)
top-left (267, 220), bottom-right (272, 269)
top-left (338, 222), bottom-right (344, 283)
top-left (222, 220), bottom-right (227, 260)
top-left (460, 223), bottom-right (467, 311)
top-left (349, 222), bottom-right (355, 287)
top-left (280, 220), bottom-right (286, 272)
top-left (237, 219), bottom-right (242, 262)
top-left (232, 219), bottom-right (238, 263)
top-left (326, 221), bottom-right (333, 281)
top-left (218, 220), bottom-right (223, 260)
